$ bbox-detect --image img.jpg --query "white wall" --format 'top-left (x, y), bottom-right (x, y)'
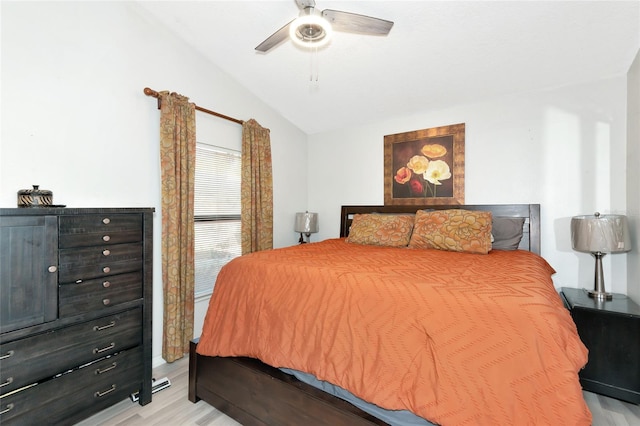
top-left (1, 2), bottom-right (308, 365)
top-left (627, 50), bottom-right (640, 303)
top-left (308, 76), bottom-right (630, 294)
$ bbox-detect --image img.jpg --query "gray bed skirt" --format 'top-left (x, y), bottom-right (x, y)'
top-left (280, 368), bottom-right (437, 426)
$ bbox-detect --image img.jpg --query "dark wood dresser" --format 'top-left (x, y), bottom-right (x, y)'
top-left (560, 286), bottom-right (640, 404)
top-left (0, 208), bottom-right (154, 424)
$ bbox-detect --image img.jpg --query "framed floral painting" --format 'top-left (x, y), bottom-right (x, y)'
top-left (384, 123), bottom-right (465, 205)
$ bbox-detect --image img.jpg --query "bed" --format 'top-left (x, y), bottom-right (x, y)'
top-left (189, 204), bottom-right (591, 425)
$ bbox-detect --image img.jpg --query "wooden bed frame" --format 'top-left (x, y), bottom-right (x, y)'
top-left (188, 204), bottom-right (541, 425)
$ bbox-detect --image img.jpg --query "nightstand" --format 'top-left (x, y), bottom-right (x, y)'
top-left (560, 287), bottom-right (640, 404)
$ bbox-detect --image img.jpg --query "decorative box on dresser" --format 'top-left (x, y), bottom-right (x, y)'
top-left (0, 208), bottom-right (154, 425)
top-left (560, 287), bottom-right (640, 404)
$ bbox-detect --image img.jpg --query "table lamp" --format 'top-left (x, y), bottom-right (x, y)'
top-left (570, 212), bottom-right (631, 300)
top-left (294, 211), bottom-right (319, 244)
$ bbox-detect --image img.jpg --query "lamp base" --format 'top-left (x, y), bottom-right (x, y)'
top-left (588, 290), bottom-right (613, 301)
top-left (297, 232), bottom-right (313, 244)
top-left (588, 251), bottom-right (613, 301)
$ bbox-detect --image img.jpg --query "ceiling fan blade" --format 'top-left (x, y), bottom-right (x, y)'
top-left (255, 19), bottom-right (295, 53)
top-left (322, 9), bottom-right (394, 35)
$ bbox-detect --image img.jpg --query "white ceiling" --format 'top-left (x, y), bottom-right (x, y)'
top-left (135, 1), bottom-right (640, 135)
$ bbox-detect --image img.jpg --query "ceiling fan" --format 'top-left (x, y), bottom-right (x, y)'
top-left (255, 0), bottom-right (394, 53)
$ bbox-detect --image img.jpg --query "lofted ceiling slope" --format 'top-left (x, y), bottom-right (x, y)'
top-left (135, 1), bottom-right (640, 135)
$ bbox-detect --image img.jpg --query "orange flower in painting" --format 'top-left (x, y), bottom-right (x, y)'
top-left (421, 144), bottom-right (447, 158)
top-left (394, 167), bottom-right (412, 184)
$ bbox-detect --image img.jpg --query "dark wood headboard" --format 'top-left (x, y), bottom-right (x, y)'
top-left (340, 204), bottom-right (541, 254)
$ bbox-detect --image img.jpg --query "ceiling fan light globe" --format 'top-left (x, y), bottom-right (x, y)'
top-left (289, 13), bottom-right (332, 49)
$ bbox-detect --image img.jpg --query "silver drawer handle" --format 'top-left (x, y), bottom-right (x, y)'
top-left (0, 403), bottom-right (14, 416)
top-left (103, 298), bottom-right (111, 306)
top-left (102, 235), bottom-right (111, 242)
top-left (93, 342), bottom-right (115, 354)
top-left (102, 218), bottom-right (111, 225)
top-left (0, 377), bottom-right (13, 388)
top-left (102, 249), bottom-right (111, 256)
top-left (93, 321), bottom-right (115, 331)
top-left (95, 362), bottom-right (117, 375)
top-left (102, 266), bottom-right (111, 273)
top-left (0, 350), bottom-right (14, 360)
top-left (103, 281), bottom-right (111, 288)
top-left (48, 265), bottom-right (57, 273)
top-left (95, 384), bottom-right (116, 397)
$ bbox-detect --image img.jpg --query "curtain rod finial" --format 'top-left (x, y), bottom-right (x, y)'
top-left (144, 87), bottom-right (159, 97)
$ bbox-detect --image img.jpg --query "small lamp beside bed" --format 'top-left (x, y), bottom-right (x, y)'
top-left (295, 211), bottom-right (319, 244)
top-left (571, 212), bottom-right (631, 300)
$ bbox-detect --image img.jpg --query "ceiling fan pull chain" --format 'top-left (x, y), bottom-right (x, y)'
top-left (309, 44), bottom-right (320, 82)
top-left (315, 45), bottom-right (321, 82)
top-left (309, 46), bottom-right (313, 81)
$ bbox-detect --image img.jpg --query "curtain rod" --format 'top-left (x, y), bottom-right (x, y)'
top-left (143, 87), bottom-right (244, 125)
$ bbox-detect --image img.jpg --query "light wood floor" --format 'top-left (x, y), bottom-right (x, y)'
top-left (75, 357), bottom-right (239, 426)
top-left (76, 357), bottom-right (640, 426)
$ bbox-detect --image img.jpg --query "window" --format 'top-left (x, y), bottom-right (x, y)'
top-left (194, 143), bottom-right (242, 298)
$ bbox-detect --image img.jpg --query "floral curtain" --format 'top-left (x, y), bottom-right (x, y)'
top-left (159, 91), bottom-right (196, 362)
top-left (241, 119), bottom-right (273, 254)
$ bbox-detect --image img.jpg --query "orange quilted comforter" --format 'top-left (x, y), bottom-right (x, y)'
top-left (197, 239), bottom-right (591, 425)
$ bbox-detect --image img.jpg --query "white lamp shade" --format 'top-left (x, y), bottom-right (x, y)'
top-left (571, 213), bottom-right (631, 254)
top-left (294, 212), bottom-right (319, 234)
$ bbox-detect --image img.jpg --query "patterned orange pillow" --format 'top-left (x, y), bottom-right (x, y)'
top-left (346, 214), bottom-right (415, 247)
top-left (408, 209), bottom-right (493, 254)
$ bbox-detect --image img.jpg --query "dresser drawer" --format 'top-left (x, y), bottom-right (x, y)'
top-left (59, 214), bottom-right (142, 248)
top-left (59, 272), bottom-right (143, 317)
top-left (58, 242), bottom-right (143, 283)
top-left (0, 347), bottom-right (142, 425)
top-left (0, 308), bottom-right (141, 395)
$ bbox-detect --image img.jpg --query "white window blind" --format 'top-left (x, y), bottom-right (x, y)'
top-left (194, 143), bottom-right (242, 298)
